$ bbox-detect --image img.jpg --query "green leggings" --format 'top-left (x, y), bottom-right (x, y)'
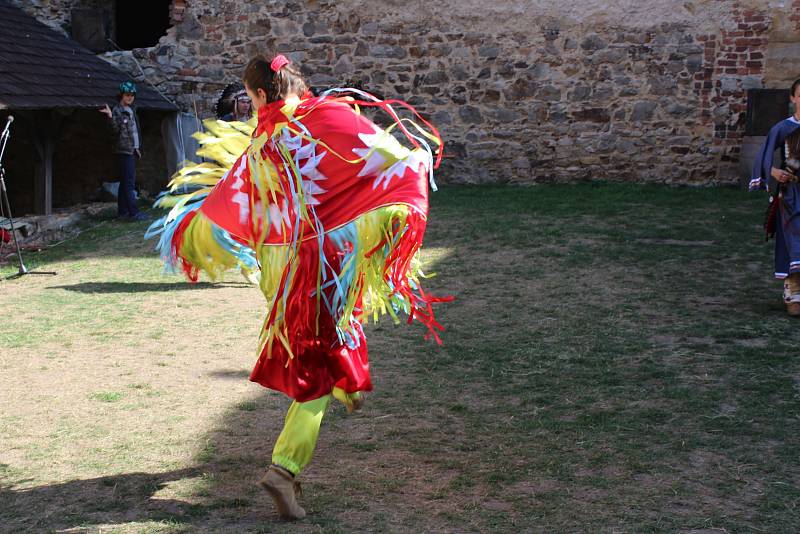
top-left (271, 388), bottom-right (360, 475)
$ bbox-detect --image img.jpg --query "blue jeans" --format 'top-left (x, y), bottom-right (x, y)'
top-left (117, 153), bottom-right (139, 217)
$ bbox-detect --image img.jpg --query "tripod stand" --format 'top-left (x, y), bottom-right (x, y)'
top-left (0, 115), bottom-right (56, 279)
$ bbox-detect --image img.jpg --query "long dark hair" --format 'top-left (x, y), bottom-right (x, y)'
top-left (792, 78), bottom-right (800, 97)
top-left (243, 55), bottom-right (308, 103)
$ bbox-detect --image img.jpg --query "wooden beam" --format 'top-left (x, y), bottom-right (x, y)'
top-left (27, 110), bottom-right (64, 215)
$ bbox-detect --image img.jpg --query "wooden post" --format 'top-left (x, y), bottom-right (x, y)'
top-left (29, 110), bottom-right (64, 215)
top-left (33, 134), bottom-right (54, 215)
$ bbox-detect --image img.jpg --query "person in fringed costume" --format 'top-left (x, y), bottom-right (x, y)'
top-left (146, 54), bottom-right (449, 520)
top-left (750, 78), bottom-right (800, 316)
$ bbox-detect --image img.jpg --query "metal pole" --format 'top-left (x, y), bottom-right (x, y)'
top-left (0, 115), bottom-right (56, 279)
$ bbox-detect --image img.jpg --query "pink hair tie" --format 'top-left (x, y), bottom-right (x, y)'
top-left (270, 55), bottom-right (290, 73)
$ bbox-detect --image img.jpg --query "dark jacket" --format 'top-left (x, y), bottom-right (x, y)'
top-left (108, 103), bottom-right (141, 155)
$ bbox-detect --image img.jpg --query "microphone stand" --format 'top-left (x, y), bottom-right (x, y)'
top-left (0, 116), bottom-right (57, 279)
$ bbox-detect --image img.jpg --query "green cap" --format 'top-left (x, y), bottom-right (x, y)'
top-left (118, 81), bottom-right (137, 95)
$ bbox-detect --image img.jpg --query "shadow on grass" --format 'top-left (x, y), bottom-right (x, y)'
top-left (207, 369), bottom-right (252, 380)
top-left (48, 281), bottom-right (252, 293)
top-left (0, 389), bottom-right (291, 532)
top-left (0, 468), bottom-right (206, 533)
top-left (0, 389), bottom-right (332, 532)
top-left (0, 389), bottom-right (410, 533)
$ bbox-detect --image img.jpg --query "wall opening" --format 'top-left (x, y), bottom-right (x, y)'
top-left (115, 0), bottom-right (171, 49)
top-left (745, 89), bottom-right (790, 136)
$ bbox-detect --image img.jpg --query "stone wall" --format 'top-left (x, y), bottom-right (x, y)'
top-left (10, 0), bottom-right (105, 35)
top-left (15, 0), bottom-right (800, 186)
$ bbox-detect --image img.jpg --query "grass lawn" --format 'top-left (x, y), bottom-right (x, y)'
top-left (1, 183), bottom-right (799, 533)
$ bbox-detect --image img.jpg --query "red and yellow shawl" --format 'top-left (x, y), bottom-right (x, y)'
top-left (148, 90), bottom-right (449, 401)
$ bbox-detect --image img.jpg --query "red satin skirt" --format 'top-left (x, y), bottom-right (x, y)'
top-left (248, 236), bottom-right (373, 402)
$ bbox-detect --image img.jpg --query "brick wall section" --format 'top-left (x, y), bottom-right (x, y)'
top-left (703, 5), bottom-right (771, 171)
top-left (14, 0), bottom-right (800, 186)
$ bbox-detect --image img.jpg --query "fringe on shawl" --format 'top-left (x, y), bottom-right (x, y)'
top-left (147, 93), bottom-right (450, 354)
top-left (145, 117), bottom-right (259, 281)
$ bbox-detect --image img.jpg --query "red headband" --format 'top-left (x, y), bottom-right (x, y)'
top-left (270, 55), bottom-right (290, 73)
